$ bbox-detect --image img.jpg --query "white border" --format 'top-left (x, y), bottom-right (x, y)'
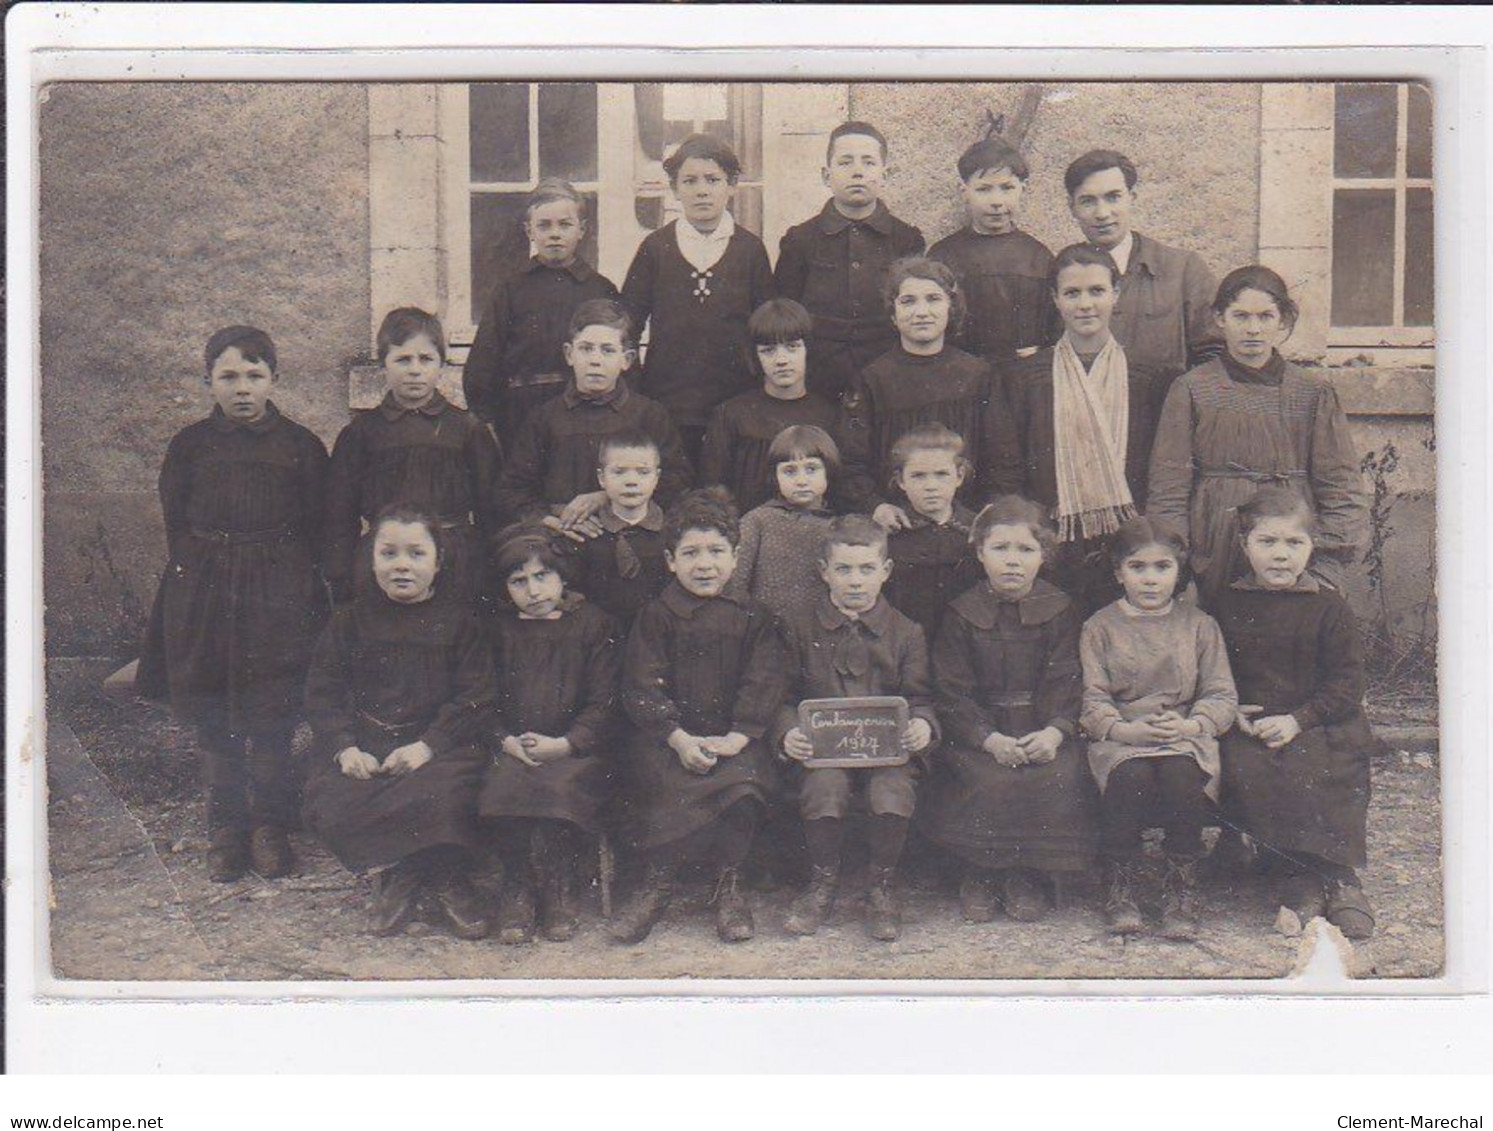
top-left (7, 4), bottom-right (1491, 1073)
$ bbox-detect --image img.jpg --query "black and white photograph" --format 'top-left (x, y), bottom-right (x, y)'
top-left (27, 67), bottom-right (1453, 988)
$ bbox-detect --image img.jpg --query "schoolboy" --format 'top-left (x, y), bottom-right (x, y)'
top-left (775, 121), bottom-right (925, 404)
top-left (929, 138), bottom-right (1061, 369)
top-left (463, 179), bottom-right (621, 455)
top-left (495, 299), bottom-right (693, 537)
top-left (562, 430), bottom-right (671, 627)
top-left (777, 515), bottom-right (939, 941)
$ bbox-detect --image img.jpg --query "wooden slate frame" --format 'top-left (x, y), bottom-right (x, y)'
top-left (797, 696), bottom-right (910, 769)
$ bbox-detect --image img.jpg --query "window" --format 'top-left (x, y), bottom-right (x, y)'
top-left (631, 83), bottom-right (764, 236)
top-left (1329, 82), bottom-right (1433, 346)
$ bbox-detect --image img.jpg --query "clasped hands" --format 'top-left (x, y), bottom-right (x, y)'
top-left (1235, 705), bottom-right (1302, 749)
top-left (782, 718), bottom-right (933, 763)
top-left (337, 739), bottom-right (433, 780)
top-left (1107, 711), bottom-right (1206, 747)
top-left (501, 733), bottom-right (573, 767)
top-left (670, 728), bottom-right (750, 774)
top-left (983, 725), bottom-right (1064, 768)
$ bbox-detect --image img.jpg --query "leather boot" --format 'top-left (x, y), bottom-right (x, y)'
top-left (207, 827), bottom-right (250, 884)
top-left (958, 868), bottom-right (999, 924)
top-left (609, 862), bottom-right (674, 945)
top-left (431, 870), bottom-right (491, 941)
top-left (1001, 868), bottom-right (1051, 922)
top-left (538, 848), bottom-right (580, 943)
top-left (713, 865), bottom-right (755, 943)
top-left (1104, 858), bottom-right (1145, 935)
top-left (370, 859), bottom-right (423, 936)
top-left (1160, 855), bottom-right (1203, 941)
top-left (1324, 877), bottom-right (1375, 940)
top-left (248, 825), bottom-right (295, 879)
top-left (784, 865), bottom-right (839, 936)
top-left (866, 865), bottom-right (901, 942)
top-left (497, 869), bottom-right (537, 945)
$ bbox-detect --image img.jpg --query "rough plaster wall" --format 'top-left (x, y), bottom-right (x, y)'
top-left (850, 81), bottom-right (1260, 281)
top-left (39, 83), bottom-right (370, 653)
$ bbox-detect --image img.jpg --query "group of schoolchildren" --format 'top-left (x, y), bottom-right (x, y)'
top-left (140, 118), bottom-right (1379, 954)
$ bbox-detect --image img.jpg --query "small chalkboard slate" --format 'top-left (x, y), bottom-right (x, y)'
top-left (797, 696), bottom-right (910, 769)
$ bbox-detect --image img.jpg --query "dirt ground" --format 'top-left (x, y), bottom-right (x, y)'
top-left (40, 658), bottom-right (1444, 985)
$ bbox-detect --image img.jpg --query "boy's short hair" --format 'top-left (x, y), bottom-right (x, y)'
top-left (883, 256), bottom-right (967, 333)
top-left (490, 520), bottom-right (572, 592)
top-left (970, 495), bottom-right (1058, 562)
top-left (957, 138), bottom-right (1030, 183)
top-left (567, 297), bottom-right (634, 346)
top-left (663, 486), bottom-right (740, 552)
top-left (376, 307), bottom-right (447, 364)
top-left (597, 429), bottom-right (662, 468)
top-left (525, 176), bottom-right (588, 222)
top-left (204, 324), bottom-right (277, 376)
top-left (370, 502), bottom-right (446, 568)
top-left (889, 423), bottom-right (970, 479)
top-left (826, 120), bottom-right (888, 164)
top-left (1049, 243), bottom-right (1122, 291)
top-left (1106, 513), bottom-right (1189, 569)
top-left (1236, 485), bottom-right (1318, 538)
top-left (663, 133), bottom-right (742, 185)
top-left (820, 513), bottom-right (889, 563)
top-left (1063, 149), bottom-right (1139, 198)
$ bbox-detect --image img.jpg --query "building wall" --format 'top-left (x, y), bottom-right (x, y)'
top-left (39, 83), bottom-right (371, 655)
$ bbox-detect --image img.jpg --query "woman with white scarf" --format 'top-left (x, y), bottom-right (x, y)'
top-left (1007, 244), bottom-right (1175, 612)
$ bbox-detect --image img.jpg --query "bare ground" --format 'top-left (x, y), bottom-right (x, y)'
top-left (42, 659), bottom-right (1444, 985)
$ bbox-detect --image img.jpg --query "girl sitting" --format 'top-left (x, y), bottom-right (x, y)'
top-left (302, 505), bottom-right (494, 940)
top-left (1214, 487), bottom-right (1378, 939)
top-left (1080, 516), bottom-right (1237, 939)
top-left (482, 524), bottom-right (622, 945)
top-left (917, 496), bottom-right (1096, 924)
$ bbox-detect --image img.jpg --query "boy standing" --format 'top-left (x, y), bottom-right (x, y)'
top-left (930, 138), bottom-right (1061, 370)
top-left (495, 299), bottom-right (692, 537)
top-left (777, 515), bottom-right (939, 942)
top-left (775, 122), bottom-right (925, 404)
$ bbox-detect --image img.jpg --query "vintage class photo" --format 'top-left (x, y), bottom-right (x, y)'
top-left (38, 78), bottom-right (1440, 983)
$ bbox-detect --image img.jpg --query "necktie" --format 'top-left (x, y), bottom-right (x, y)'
top-left (614, 532), bottom-right (642, 581)
top-left (833, 620), bottom-right (871, 681)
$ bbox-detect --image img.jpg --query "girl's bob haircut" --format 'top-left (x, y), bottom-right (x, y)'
top-left (889, 422), bottom-right (970, 480)
top-left (970, 495), bottom-right (1058, 561)
top-left (748, 297), bottom-right (814, 347)
top-left (377, 307), bottom-right (447, 364)
top-left (204, 325), bottom-right (277, 376)
top-left (884, 256), bottom-right (967, 334)
top-left (1212, 264), bottom-right (1300, 330)
top-left (766, 424), bottom-right (840, 502)
top-left (490, 521), bottom-right (571, 596)
top-left (1049, 242), bottom-right (1122, 291)
top-left (1106, 513), bottom-right (1189, 569)
top-left (369, 503), bottom-right (446, 570)
top-left (1236, 485), bottom-right (1319, 539)
top-left (663, 133), bottom-right (743, 185)
top-left (663, 486), bottom-right (740, 552)
top-left (525, 176), bottom-right (588, 222)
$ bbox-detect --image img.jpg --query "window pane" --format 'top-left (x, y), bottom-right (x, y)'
top-left (469, 83), bottom-right (530, 183)
top-left (1404, 187), bottom-right (1434, 327)
top-left (1407, 82), bottom-right (1432, 179)
top-left (1331, 189), bottom-right (1395, 326)
top-left (1334, 83), bottom-right (1398, 178)
top-left (537, 83), bottom-right (597, 181)
top-left (469, 191), bottom-right (600, 325)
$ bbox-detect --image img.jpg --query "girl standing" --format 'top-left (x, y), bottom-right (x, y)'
top-left (482, 524), bottom-right (622, 945)
top-left (1147, 266), bottom-right (1367, 608)
top-left (139, 325), bottom-right (328, 882)
top-left (1214, 487), bottom-right (1378, 938)
top-left (917, 497), bottom-right (1096, 924)
top-left (302, 506), bottom-right (494, 940)
top-left (1080, 516), bottom-right (1237, 939)
top-left (1007, 244), bottom-right (1173, 612)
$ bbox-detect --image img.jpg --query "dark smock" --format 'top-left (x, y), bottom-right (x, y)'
top-left (561, 503), bottom-right (670, 629)
top-left (928, 226), bottom-right (1061, 369)
top-left (840, 345), bottom-right (1023, 514)
top-left (138, 403), bottom-right (328, 731)
top-left (1006, 345), bottom-right (1174, 612)
top-left (322, 391), bottom-right (503, 604)
top-left (884, 502), bottom-right (982, 642)
top-left (698, 387), bottom-right (843, 514)
top-left (478, 594), bottom-right (621, 835)
top-left (619, 583), bottom-right (787, 849)
top-left (301, 591), bottom-right (493, 873)
top-left (462, 256), bottom-right (620, 454)
top-left (917, 579), bottom-right (1099, 873)
top-left (775, 200), bottom-right (925, 404)
top-left (1214, 578), bottom-right (1377, 868)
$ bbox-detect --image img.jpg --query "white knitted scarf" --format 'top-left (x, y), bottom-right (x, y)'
top-left (1051, 335), bottom-right (1137, 540)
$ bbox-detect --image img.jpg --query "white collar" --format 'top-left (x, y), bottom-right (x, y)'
top-left (1109, 231), bottom-right (1135, 276)
top-left (675, 212), bottom-right (736, 273)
